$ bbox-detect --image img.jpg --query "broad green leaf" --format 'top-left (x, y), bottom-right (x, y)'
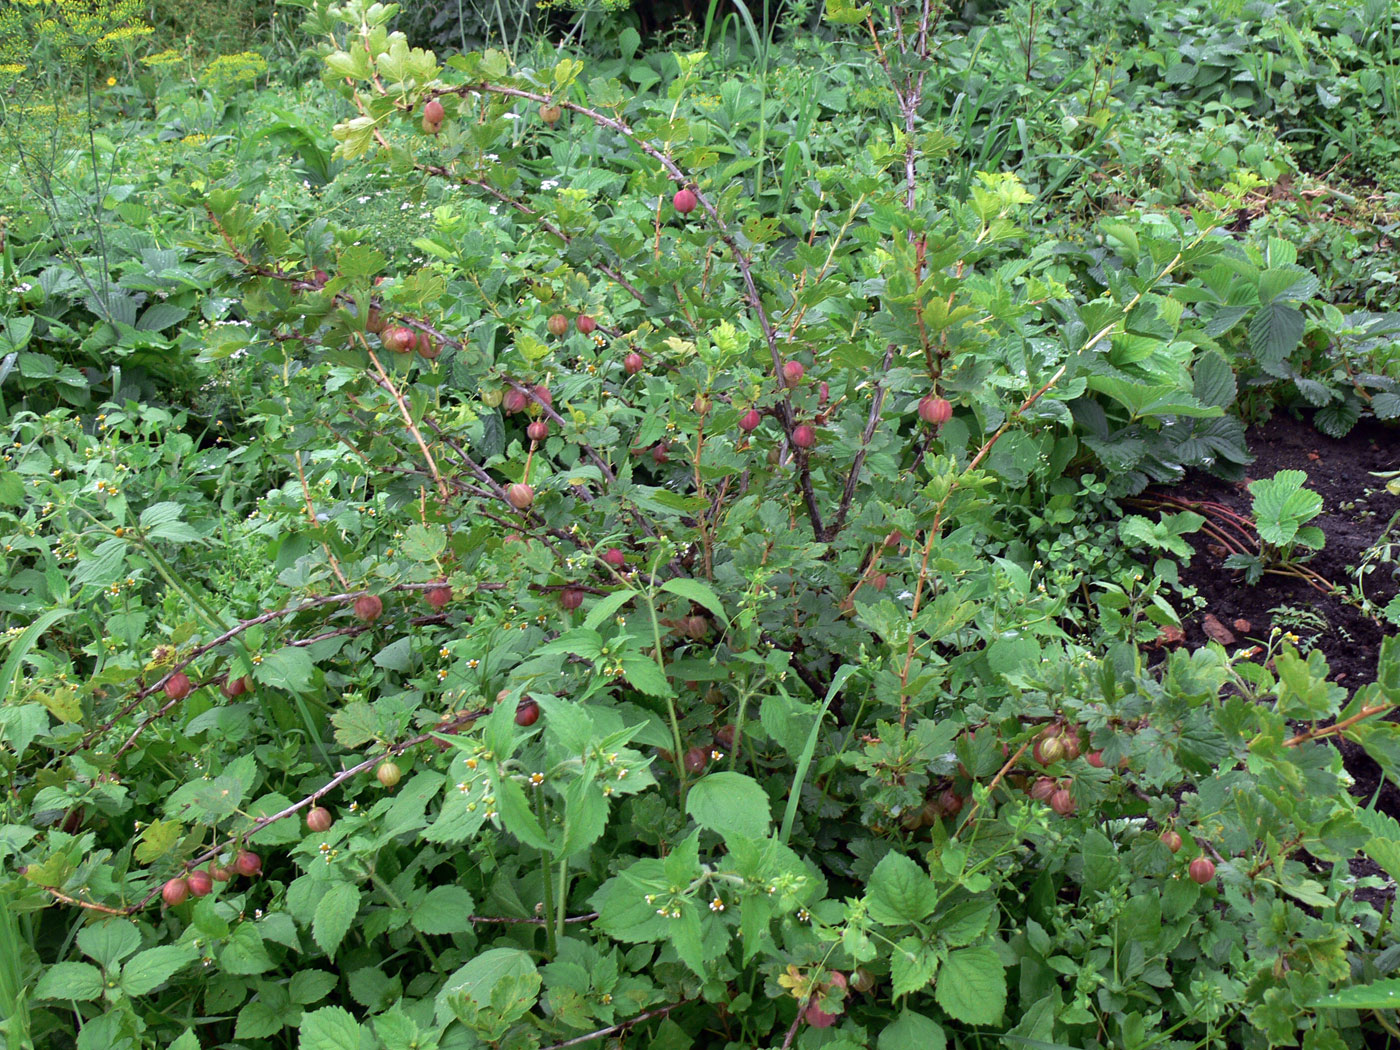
top-left (867, 852), bottom-right (938, 925)
top-left (77, 920), bottom-right (140, 968)
top-left (313, 882), bottom-right (361, 959)
top-left (413, 885), bottom-right (476, 935)
top-left (299, 1006), bottom-right (365, 1050)
top-left (685, 772), bottom-right (770, 839)
top-left (879, 1008), bottom-right (947, 1050)
top-left (661, 578), bottom-right (728, 627)
top-left (890, 935), bottom-right (940, 996)
top-left (935, 945), bottom-right (1006, 1024)
top-left (121, 944), bottom-right (198, 996)
top-left (33, 961), bottom-right (103, 1001)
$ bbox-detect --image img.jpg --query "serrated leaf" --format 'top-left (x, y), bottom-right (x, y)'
top-left (33, 961), bottom-right (103, 1000)
top-left (685, 772), bottom-right (770, 839)
top-left (660, 578), bottom-right (728, 627)
top-left (413, 885), bottom-right (476, 935)
top-left (867, 852), bottom-right (938, 925)
top-left (120, 944), bottom-right (198, 996)
top-left (890, 936), bottom-right (940, 996)
top-left (934, 945), bottom-right (1006, 1024)
top-left (879, 1008), bottom-right (947, 1050)
top-left (299, 1006), bottom-right (365, 1050)
top-left (312, 882), bottom-right (360, 959)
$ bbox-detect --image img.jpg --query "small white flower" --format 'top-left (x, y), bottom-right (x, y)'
top-left (485, 153), bottom-right (499, 161)
top-left (541, 179), bottom-right (559, 191)
top-left (898, 590), bottom-right (914, 600)
top-left (489, 205), bottom-right (499, 215)
top-left (504, 112), bottom-right (521, 121)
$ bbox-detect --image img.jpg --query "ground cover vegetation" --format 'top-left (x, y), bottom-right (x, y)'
top-left (2, 0), bottom-right (1400, 1047)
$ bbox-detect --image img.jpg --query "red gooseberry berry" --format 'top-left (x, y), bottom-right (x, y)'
top-left (506, 483), bottom-right (535, 510)
top-left (527, 420), bottom-right (549, 442)
top-left (1161, 830), bottom-right (1184, 853)
top-left (233, 850), bottom-right (261, 877)
top-left (918, 395), bottom-right (953, 425)
top-left (683, 746), bottom-right (709, 774)
top-left (547, 314), bottom-right (569, 337)
top-left (307, 807), bottom-right (333, 833)
top-left (791, 424), bottom-right (816, 449)
top-left (739, 409), bottom-right (762, 433)
top-left (1189, 857), bottom-right (1216, 884)
top-left (376, 762), bottom-right (401, 788)
top-left (423, 98), bottom-right (445, 125)
top-left (576, 314), bottom-right (597, 334)
top-left (560, 586), bottom-right (584, 611)
top-left (162, 878), bottom-right (190, 906)
top-left (503, 388), bottom-right (529, 414)
top-left (624, 351), bottom-right (645, 375)
top-left (353, 594), bottom-right (383, 622)
top-left (782, 360), bottom-right (805, 387)
top-left (425, 582), bottom-right (452, 610)
top-left (515, 699), bottom-right (540, 726)
top-left (163, 672), bottom-right (192, 701)
top-left (601, 547), bottom-right (627, 569)
top-left (672, 187), bottom-right (697, 214)
top-left (187, 869), bottom-right (213, 897)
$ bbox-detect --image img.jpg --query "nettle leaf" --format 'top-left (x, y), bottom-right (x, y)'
top-left (866, 852), bottom-right (938, 925)
top-left (298, 1006), bottom-right (365, 1050)
top-left (33, 961), bottom-right (103, 1001)
top-left (934, 945), bottom-right (1006, 1025)
top-left (878, 1008), bottom-right (947, 1050)
top-left (313, 882), bottom-right (361, 959)
top-left (413, 885), bottom-right (476, 935)
top-left (685, 772), bottom-right (770, 840)
top-left (121, 944), bottom-right (199, 997)
top-left (77, 920), bottom-right (140, 968)
top-left (890, 935), bottom-right (940, 996)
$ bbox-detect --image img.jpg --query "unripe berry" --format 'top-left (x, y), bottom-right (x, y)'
top-left (423, 98), bottom-right (445, 125)
top-left (918, 395), bottom-right (953, 425)
top-left (791, 424), bottom-right (816, 449)
top-left (539, 103), bottom-right (562, 124)
top-left (576, 314), bottom-right (597, 334)
top-left (164, 672), bottom-right (192, 701)
top-left (480, 386), bottom-right (504, 408)
top-left (527, 420), bottom-right (549, 441)
top-left (547, 314), bottom-right (569, 337)
top-left (425, 582), bottom-right (452, 610)
top-left (624, 351), bottom-right (645, 375)
top-left (353, 594), bottom-right (383, 622)
top-left (515, 699), bottom-right (540, 726)
top-left (1189, 857), bottom-right (1216, 884)
top-left (1161, 830), bottom-right (1184, 853)
top-left (233, 850), bottom-right (261, 877)
top-left (1034, 732), bottom-right (1066, 766)
top-left (506, 483), bottom-right (535, 510)
top-left (850, 967), bottom-right (877, 994)
top-left (781, 360), bottom-right (805, 387)
top-left (560, 586), bottom-right (584, 611)
top-left (503, 388), bottom-right (529, 414)
top-left (162, 878), bottom-right (190, 906)
top-left (376, 762), bottom-right (401, 788)
top-left (739, 409), bottom-right (762, 433)
top-left (307, 807), bottom-right (333, 833)
top-left (187, 869), bottom-right (213, 897)
top-left (672, 187), bottom-right (698, 214)
top-left (601, 547), bottom-right (627, 569)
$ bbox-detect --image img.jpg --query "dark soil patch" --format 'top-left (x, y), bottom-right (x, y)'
top-left (1159, 410), bottom-right (1400, 831)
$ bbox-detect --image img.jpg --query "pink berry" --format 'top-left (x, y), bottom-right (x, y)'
top-left (672, 187), bottom-right (698, 214)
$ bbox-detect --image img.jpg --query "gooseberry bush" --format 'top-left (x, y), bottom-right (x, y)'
top-left (5, 1), bottom-right (1400, 1048)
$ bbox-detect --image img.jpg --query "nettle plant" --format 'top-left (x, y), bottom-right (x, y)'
top-left (6, 1), bottom-right (1400, 1048)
